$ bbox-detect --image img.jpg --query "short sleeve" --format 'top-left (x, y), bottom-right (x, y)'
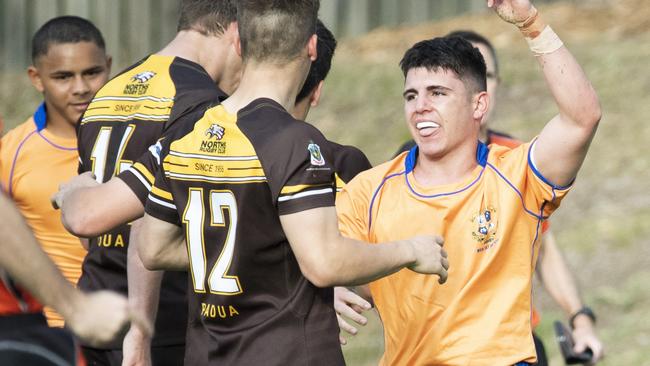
top-left (335, 175), bottom-right (371, 242)
top-left (143, 140), bottom-right (180, 225)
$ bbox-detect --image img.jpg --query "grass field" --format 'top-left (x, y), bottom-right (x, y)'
top-left (1, 0), bottom-right (649, 364)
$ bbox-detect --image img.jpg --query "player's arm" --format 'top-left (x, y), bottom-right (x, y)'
top-left (280, 206), bottom-right (448, 287)
top-left (138, 213), bottom-right (188, 271)
top-left (0, 192), bottom-right (148, 346)
top-left (537, 230), bottom-right (604, 361)
top-left (489, 0), bottom-right (601, 187)
top-left (54, 173), bottom-right (144, 237)
top-left (122, 218), bottom-right (161, 366)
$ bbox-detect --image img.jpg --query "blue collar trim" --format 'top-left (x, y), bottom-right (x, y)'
top-left (404, 141), bottom-right (490, 173)
top-left (33, 102), bottom-right (47, 131)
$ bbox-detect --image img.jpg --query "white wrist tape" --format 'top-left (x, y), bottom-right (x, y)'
top-left (526, 26), bottom-right (564, 55)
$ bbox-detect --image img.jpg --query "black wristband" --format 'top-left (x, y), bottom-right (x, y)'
top-left (569, 306), bottom-right (596, 329)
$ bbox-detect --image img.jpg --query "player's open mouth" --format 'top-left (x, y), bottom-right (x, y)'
top-left (416, 121), bottom-right (440, 130)
top-left (416, 121), bottom-right (440, 137)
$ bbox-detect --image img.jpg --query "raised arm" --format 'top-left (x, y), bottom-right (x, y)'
top-left (488, 0), bottom-right (601, 187)
top-left (0, 193), bottom-right (146, 347)
top-left (280, 206), bottom-right (448, 288)
top-left (54, 173), bottom-right (144, 237)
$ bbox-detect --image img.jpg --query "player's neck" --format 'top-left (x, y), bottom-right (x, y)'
top-left (157, 31), bottom-right (225, 81)
top-left (413, 141), bottom-right (479, 186)
top-left (221, 61), bottom-right (307, 115)
top-left (44, 112), bottom-right (76, 139)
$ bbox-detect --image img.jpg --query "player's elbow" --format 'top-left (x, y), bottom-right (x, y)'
top-left (138, 245), bottom-right (162, 271)
top-left (303, 266), bottom-right (338, 288)
top-left (62, 211), bottom-right (101, 238)
top-left (577, 93), bottom-right (602, 129)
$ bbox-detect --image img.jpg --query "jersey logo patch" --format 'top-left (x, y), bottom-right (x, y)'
top-left (308, 142), bottom-right (325, 166)
top-left (471, 206), bottom-right (498, 252)
top-left (205, 124), bottom-right (225, 140)
top-left (131, 71), bottom-right (156, 83)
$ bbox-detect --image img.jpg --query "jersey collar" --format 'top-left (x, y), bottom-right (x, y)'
top-left (405, 141), bottom-right (490, 174)
top-left (33, 102), bottom-right (47, 132)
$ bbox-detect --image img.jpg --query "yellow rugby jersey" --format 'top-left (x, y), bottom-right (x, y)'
top-left (337, 142), bottom-right (571, 366)
top-left (145, 99), bottom-right (345, 365)
top-left (76, 54), bottom-right (225, 349)
top-left (0, 104), bottom-right (85, 327)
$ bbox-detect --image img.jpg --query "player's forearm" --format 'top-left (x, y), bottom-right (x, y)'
top-left (539, 233), bottom-right (583, 315)
top-left (301, 234), bottom-right (416, 288)
top-left (522, 13), bottom-right (601, 129)
top-left (62, 184), bottom-right (144, 237)
top-left (138, 214), bottom-right (188, 271)
top-left (127, 219), bottom-right (162, 330)
top-left (0, 194), bottom-right (82, 315)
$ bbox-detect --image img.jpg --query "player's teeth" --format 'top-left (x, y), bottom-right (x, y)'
top-left (416, 122), bottom-right (439, 130)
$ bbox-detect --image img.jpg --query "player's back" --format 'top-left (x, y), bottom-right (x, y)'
top-left (76, 54), bottom-right (225, 349)
top-left (147, 99), bottom-right (344, 365)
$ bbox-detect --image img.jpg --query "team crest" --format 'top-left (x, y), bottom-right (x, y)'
top-left (471, 206), bottom-right (498, 249)
top-left (307, 142), bottom-right (325, 166)
top-left (131, 71), bottom-right (156, 83)
top-left (205, 124), bottom-right (225, 140)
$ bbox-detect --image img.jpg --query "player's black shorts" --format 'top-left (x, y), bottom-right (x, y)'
top-left (81, 344), bottom-right (185, 366)
top-left (0, 312), bottom-right (80, 366)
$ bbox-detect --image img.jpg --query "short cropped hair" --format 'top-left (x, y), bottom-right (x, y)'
top-left (32, 16), bottom-right (105, 63)
top-left (237, 0), bottom-right (319, 63)
top-left (177, 0), bottom-right (237, 36)
top-left (296, 19), bottom-right (337, 103)
top-left (446, 30), bottom-right (498, 76)
top-left (399, 36), bottom-right (487, 93)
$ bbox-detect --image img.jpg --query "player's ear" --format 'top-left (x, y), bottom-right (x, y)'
top-left (27, 65), bottom-right (44, 93)
top-left (229, 21), bottom-right (242, 58)
top-left (105, 54), bottom-right (113, 75)
top-left (307, 33), bottom-right (317, 61)
top-left (473, 91), bottom-right (489, 122)
top-left (310, 80), bottom-right (324, 107)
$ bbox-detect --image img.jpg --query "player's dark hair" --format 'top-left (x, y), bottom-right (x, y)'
top-left (237, 0), bottom-right (319, 63)
top-left (446, 30), bottom-right (498, 76)
top-left (400, 36), bottom-right (486, 93)
top-left (31, 16), bottom-right (105, 63)
top-left (296, 19), bottom-right (336, 103)
top-left (177, 0), bottom-right (237, 36)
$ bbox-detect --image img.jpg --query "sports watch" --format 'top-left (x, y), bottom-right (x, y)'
top-left (569, 306), bottom-right (596, 329)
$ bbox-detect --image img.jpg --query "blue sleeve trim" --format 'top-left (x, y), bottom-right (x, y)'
top-left (527, 139), bottom-right (573, 191)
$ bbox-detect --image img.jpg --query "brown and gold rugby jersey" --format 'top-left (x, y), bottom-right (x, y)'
top-left (76, 54), bottom-right (225, 348)
top-left (145, 99), bottom-right (345, 365)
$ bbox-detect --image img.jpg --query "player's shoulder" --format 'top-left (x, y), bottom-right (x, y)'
top-left (1, 116), bottom-right (38, 148)
top-left (487, 129), bottom-right (522, 149)
top-left (239, 98), bottom-right (326, 140)
top-left (328, 141), bottom-right (372, 179)
top-left (345, 153), bottom-right (404, 193)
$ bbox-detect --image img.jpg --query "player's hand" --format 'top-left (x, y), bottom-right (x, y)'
top-left (334, 287), bottom-right (372, 345)
top-left (65, 291), bottom-right (152, 348)
top-left (572, 318), bottom-right (604, 365)
top-left (486, 0), bottom-right (537, 26)
top-left (51, 171), bottom-right (98, 209)
top-left (407, 235), bottom-right (449, 284)
top-left (122, 323), bottom-right (153, 366)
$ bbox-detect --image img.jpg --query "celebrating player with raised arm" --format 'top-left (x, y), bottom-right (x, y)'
top-left (336, 0), bottom-right (601, 364)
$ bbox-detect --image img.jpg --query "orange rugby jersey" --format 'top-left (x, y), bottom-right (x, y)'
top-left (337, 141), bottom-right (571, 365)
top-left (0, 104), bottom-right (85, 326)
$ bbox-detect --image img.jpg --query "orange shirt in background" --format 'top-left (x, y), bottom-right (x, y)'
top-left (337, 141), bottom-right (571, 365)
top-left (0, 104), bottom-right (86, 327)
